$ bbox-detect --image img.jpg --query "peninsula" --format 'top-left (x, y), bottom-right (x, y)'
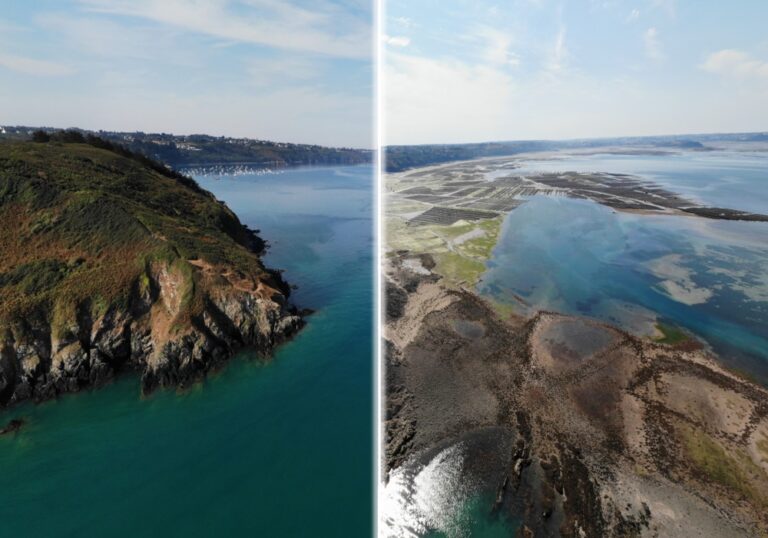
top-left (0, 132), bottom-right (303, 409)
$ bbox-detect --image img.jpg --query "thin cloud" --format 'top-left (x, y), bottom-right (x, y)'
top-left (474, 26), bottom-right (520, 67)
top-left (386, 51), bottom-right (515, 144)
top-left (0, 52), bottom-right (75, 76)
top-left (36, 13), bottom-right (190, 62)
top-left (384, 0), bottom-right (768, 143)
top-left (385, 35), bottom-right (411, 48)
top-left (544, 4), bottom-right (568, 75)
top-left (391, 16), bottom-right (414, 29)
top-left (644, 27), bottom-right (663, 61)
top-left (700, 49), bottom-right (768, 80)
top-left (651, 0), bottom-right (675, 18)
top-left (76, 0), bottom-right (371, 59)
top-left (547, 25), bottom-right (568, 73)
top-left (248, 55), bottom-right (325, 87)
top-left (0, 0), bottom-right (372, 147)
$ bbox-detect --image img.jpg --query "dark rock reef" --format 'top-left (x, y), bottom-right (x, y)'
top-left (0, 138), bottom-right (303, 408)
top-left (384, 252), bottom-right (768, 537)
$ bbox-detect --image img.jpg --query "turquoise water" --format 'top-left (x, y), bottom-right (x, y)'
top-left (480, 151), bottom-right (768, 382)
top-left (0, 165), bottom-right (374, 536)
top-left (421, 495), bottom-right (515, 538)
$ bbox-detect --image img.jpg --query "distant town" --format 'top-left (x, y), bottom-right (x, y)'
top-left (0, 125), bottom-right (373, 171)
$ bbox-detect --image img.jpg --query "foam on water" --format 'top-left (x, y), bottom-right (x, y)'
top-left (382, 444), bottom-right (472, 538)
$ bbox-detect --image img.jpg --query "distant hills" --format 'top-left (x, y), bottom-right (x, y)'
top-left (3, 127), bottom-right (764, 174)
top-left (384, 132), bottom-right (768, 172)
top-left (0, 126), bottom-right (373, 171)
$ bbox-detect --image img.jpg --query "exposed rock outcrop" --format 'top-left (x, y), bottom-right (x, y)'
top-left (384, 251), bottom-right (768, 537)
top-left (0, 139), bottom-right (304, 407)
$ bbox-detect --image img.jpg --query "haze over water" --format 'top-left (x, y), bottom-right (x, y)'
top-left (0, 165), bottom-right (374, 536)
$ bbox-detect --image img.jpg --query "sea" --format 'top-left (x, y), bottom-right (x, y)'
top-left (0, 165), bottom-right (374, 537)
top-left (480, 150), bottom-right (768, 384)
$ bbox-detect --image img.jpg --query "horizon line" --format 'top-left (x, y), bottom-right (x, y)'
top-left (384, 130), bottom-right (768, 148)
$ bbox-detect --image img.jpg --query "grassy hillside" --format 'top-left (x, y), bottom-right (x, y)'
top-left (0, 139), bottom-right (281, 330)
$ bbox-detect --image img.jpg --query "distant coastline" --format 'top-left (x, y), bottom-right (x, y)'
top-left (384, 131), bottom-right (768, 172)
top-left (0, 125), bottom-right (373, 171)
top-left (179, 160), bottom-right (372, 177)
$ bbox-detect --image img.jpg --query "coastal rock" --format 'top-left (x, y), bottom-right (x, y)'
top-left (0, 258), bottom-right (304, 405)
top-left (384, 252), bottom-right (768, 536)
top-left (0, 418), bottom-right (22, 435)
top-left (0, 139), bottom-right (305, 408)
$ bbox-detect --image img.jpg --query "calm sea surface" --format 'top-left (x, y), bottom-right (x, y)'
top-left (0, 165), bottom-right (374, 537)
top-left (480, 150), bottom-right (768, 383)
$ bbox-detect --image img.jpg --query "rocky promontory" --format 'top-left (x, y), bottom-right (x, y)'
top-left (0, 135), bottom-right (303, 407)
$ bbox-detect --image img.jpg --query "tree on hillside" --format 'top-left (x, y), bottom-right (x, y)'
top-left (31, 130), bottom-right (50, 143)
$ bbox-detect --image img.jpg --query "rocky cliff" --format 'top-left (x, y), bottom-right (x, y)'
top-left (0, 139), bottom-right (303, 407)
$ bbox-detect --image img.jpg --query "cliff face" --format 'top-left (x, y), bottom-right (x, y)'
top-left (0, 140), bottom-right (302, 407)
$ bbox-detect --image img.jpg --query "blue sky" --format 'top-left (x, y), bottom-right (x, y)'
top-left (0, 0), bottom-right (373, 147)
top-left (385, 0), bottom-right (768, 144)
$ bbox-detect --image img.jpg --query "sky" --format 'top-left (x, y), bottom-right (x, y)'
top-left (0, 0), bottom-right (373, 148)
top-left (385, 0), bottom-right (768, 145)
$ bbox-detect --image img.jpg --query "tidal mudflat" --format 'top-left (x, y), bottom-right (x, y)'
top-left (384, 147), bottom-right (768, 536)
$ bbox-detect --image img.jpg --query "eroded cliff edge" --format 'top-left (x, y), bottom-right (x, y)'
top-left (0, 139), bottom-right (303, 407)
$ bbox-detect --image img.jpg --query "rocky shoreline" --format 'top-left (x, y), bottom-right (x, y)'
top-left (384, 252), bottom-right (768, 537)
top-left (0, 255), bottom-right (304, 410)
top-left (0, 139), bottom-right (305, 410)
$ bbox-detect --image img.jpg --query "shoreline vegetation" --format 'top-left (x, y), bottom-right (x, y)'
top-left (0, 131), bottom-right (304, 414)
top-left (387, 150), bottom-right (768, 299)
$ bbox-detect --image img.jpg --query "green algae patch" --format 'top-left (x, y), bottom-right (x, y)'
top-left (488, 299), bottom-right (520, 322)
top-left (679, 424), bottom-right (767, 507)
top-left (654, 323), bottom-right (689, 345)
top-left (432, 217), bottom-right (502, 287)
top-left (387, 213), bottom-right (503, 289)
top-left (434, 251), bottom-right (486, 288)
top-left (756, 434), bottom-right (768, 466)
